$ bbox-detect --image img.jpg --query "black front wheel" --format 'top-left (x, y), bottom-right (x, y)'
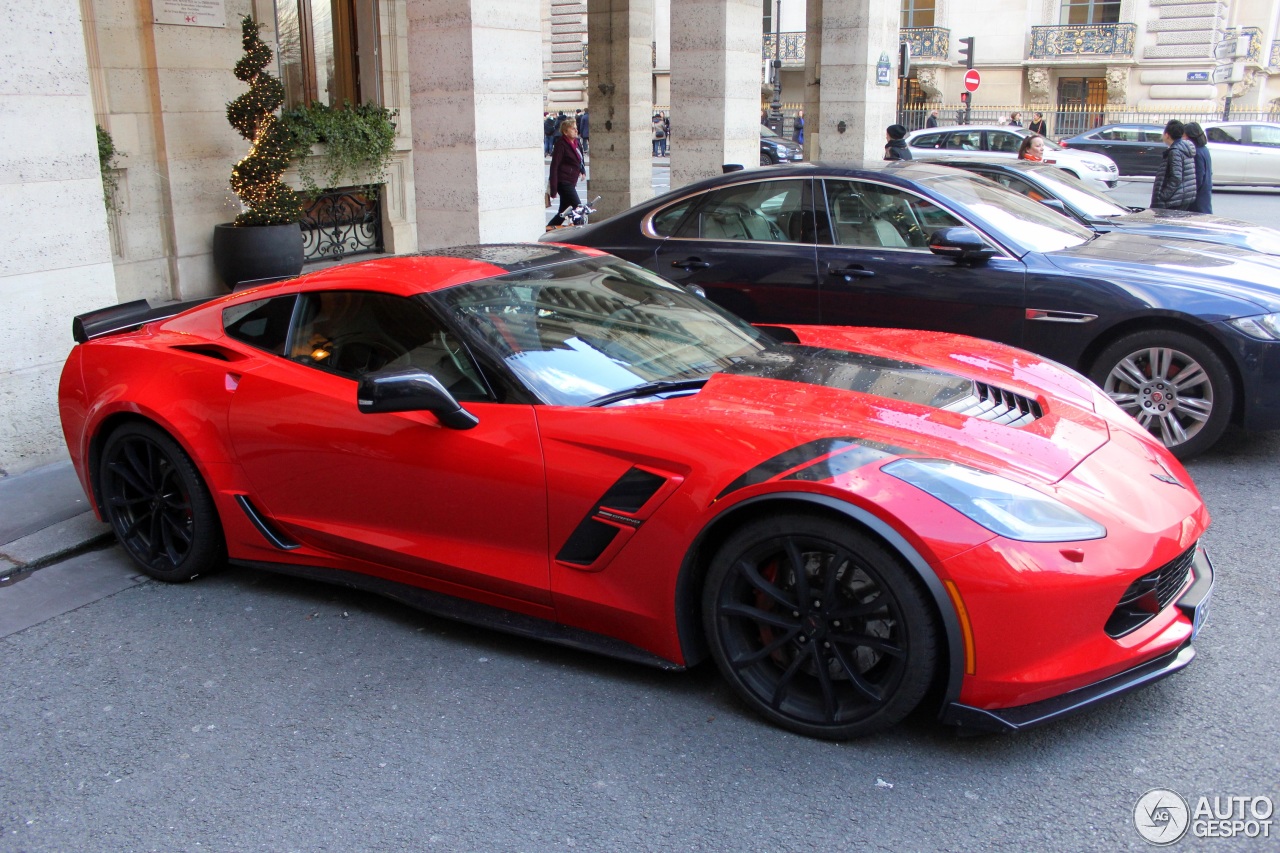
top-left (1089, 329), bottom-right (1233, 459)
top-left (99, 423), bottom-right (225, 582)
top-left (703, 514), bottom-right (937, 739)
top-left (760, 151), bottom-right (776, 166)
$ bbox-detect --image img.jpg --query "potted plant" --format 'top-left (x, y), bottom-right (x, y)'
top-left (212, 15), bottom-right (304, 290)
top-left (281, 101), bottom-right (398, 199)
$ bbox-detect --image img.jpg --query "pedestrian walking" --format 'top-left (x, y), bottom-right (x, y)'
top-left (663, 114), bottom-right (671, 152)
top-left (1008, 112), bottom-right (1023, 128)
top-left (1185, 121), bottom-right (1213, 214)
top-left (794, 111), bottom-right (805, 144)
top-left (1027, 112), bottom-right (1047, 135)
top-left (546, 118), bottom-right (587, 230)
top-left (1151, 119), bottom-right (1197, 210)
top-left (578, 108), bottom-right (590, 155)
top-left (925, 109), bottom-right (939, 128)
top-left (652, 114), bottom-right (667, 157)
top-left (542, 112), bottom-right (556, 156)
top-left (884, 124), bottom-right (912, 160)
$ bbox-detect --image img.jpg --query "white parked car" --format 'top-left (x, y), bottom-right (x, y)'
top-left (1202, 121), bottom-right (1280, 186)
top-left (906, 125), bottom-right (1120, 190)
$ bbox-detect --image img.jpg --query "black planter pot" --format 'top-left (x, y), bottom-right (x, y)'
top-left (212, 222), bottom-right (304, 290)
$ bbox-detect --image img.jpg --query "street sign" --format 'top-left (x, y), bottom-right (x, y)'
top-left (1213, 62), bottom-right (1243, 84)
top-left (1214, 37), bottom-right (1238, 61)
top-left (964, 69), bottom-right (981, 92)
top-left (1186, 71), bottom-right (1210, 82)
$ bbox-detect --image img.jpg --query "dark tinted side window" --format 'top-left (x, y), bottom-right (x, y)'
top-left (650, 197), bottom-right (697, 236)
top-left (910, 132), bottom-right (944, 148)
top-left (223, 296), bottom-right (298, 355)
top-left (1208, 126), bottom-right (1244, 144)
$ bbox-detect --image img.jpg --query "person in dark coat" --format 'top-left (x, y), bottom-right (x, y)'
top-left (546, 119), bottom-right (587, 229)
top-left (794, 111), bottom-right (805, 144)
top-left (925, 109), bottom-right (939, 128)
top-left (542, 113), bottom-right (556, 156)
top-left (578, 108), bottom-right (590, 155)
top-left (1008, 112), bottom-right (1022, 127)
top-left (884, 124), bottom-right (912, 161)
top-left (1027, 112), bottom-right (1047, 135)
top-left (1184, 121), bottom-right (1212, 214)
top-left (1151, 119), bottom-right (1197, 211)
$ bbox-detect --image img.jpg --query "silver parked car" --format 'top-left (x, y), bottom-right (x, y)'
top-left (1202, 121), bottom-right (1280, 186)
top-left (906, 125), bottom-right (1120, 191)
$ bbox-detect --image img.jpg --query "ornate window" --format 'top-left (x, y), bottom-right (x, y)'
top-left (901, 0), bottom-right (936, 29)
top-left (275, 0), bottom-right (382, 107)
top-left (1059, 0), bottom-right (1120, 25)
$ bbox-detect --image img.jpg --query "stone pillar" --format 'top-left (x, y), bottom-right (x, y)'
top-left (669, 0), bottom-right (760, 188)
top-left (1, 0), bottom-right (117, 472)
top-left (407, 0), bottom-right (545, 246)
top-left (807, 0), bottom-right (899, 162)
top-left (585, 0), bottom-right (654, 220)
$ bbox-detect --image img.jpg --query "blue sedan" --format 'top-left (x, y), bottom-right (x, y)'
top-left (543, 161), bottom-right (1280, 458)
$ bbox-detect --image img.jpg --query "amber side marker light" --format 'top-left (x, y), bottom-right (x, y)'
top-left (944, 579), bottom-right (977, 676)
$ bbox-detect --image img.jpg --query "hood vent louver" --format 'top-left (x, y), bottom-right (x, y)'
top-left (943, 381), bottom-right (1043, 428)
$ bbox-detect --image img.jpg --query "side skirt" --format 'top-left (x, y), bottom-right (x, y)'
top-left (229, 558), bottom-right (683, 672)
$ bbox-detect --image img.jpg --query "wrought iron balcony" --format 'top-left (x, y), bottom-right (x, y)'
top-left (901, 27), bottom-right (950, 61)
top-left (1029, 23), bottom-right (1136, 59)
top-left (1270, 39), bottom-right (1280, 69)
top-left (762, 32), bottom-right (806, 66)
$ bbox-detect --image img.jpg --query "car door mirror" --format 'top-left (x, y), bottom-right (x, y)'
top-left (928, 227), bottom-right (997, 262)
top-left (357, 367), bottom-right (479, 430)
top-left (1038, 198), bottom-right (1068, 213)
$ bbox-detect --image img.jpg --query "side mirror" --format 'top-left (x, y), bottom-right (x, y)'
top-left (928, 227), bottom-right (997, 262)
top-left (684, 283), bottom-right (707, 298)
top-left (1038, 198), bottom-right (1068, 213)
top-left (357, 367), bottom-right (479, 430)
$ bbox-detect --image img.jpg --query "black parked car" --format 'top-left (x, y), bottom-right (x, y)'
top-left (1059, 124), bottom-right (1166, 177)
top-left (542, 162), bottom-right (1280, 457)
top-left (760, 124), bottom-right (803, 165)
top-left (936, 158), bottom-right (1280, 254)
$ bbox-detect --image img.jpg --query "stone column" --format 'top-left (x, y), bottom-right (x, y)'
top-left (407, 0), bottom-right (545, 246)
top-left (669, 0), bottom-right (760, 188)
top-left (807, 0), bottom-right (899, 162)
top-left (0, 0), bottom-right (117, 471)
top-left (585, 0), bottom-right (654, 220)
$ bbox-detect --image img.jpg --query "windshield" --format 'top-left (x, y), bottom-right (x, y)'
top-left (925, 173), bottom-right (1095, 254)
top-left (1027, 167), bottom-right (1129, 219)
top-left (761, 124), bottom-right (778, 138)
top-left (433, 258), bottom-right (771, 406)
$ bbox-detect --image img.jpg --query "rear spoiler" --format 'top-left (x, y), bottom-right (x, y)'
top-left (72, 297), bottom-right (216, 344)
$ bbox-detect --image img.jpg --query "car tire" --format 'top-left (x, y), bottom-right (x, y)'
top-left (702, 513), bottom-right (937, 739)
top-left (760, 151), bottom-right (776, 166)
top-left (1089, 329), bottom-right (1234, 459)
top-left (99, 422), bottom-right (226, 582)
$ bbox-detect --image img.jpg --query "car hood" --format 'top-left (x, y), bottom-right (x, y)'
top-left (1101, 209), bottom-right (1280, 255)
top-left (653, 327), bottom-right (1115, 486)
top-left (1045, 231), bottom-right (1280, 315)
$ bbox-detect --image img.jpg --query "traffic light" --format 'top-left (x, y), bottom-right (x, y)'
top-left (959, 91), bottom-right (970, 105)
top-left (958, 37), bottom-right (975, 69)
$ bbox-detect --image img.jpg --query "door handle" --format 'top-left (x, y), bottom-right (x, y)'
top-left (671, 258), bottom-right (711, 270)
top-left (827, 264), bottom-right (875, 279)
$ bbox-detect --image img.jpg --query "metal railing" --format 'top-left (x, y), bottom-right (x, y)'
top-left (901, 27), bottom-right (950, 61)
top-left (762, 32), bottom-right (807, 65)
top-left (300, 187), bottom-right (384, 263)
top-left (1029, 23), bottom-right (1136, 59)
top-left (897, 104), bottom-right (1280, 136)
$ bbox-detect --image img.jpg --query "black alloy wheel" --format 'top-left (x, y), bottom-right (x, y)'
top-left (1090, 329), bottom-right (1234, 459)
top-left (99, 422), bottom-right (225, 582)
top-left (760, 150), bottom-right (776, 166)
top-left (703, 514), bottom-right (937, 739)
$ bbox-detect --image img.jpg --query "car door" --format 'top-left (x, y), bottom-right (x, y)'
top-left (813, 177), bottom-right (1028, 347)
top-left (1243, 124), bottom-right (1280, 184)
top-left (1207, 124), bottom-right (1249, 183)
top-left (223, 289), bottom-right (552, 608)
top-left (649, 177), bottom-right (822, 323)
top-left (941, 129), bottom-right (985, 158)
top-left (985, 130), bottom-right (1023, 157)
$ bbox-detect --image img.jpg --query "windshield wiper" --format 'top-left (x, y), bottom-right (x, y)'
top-left (587, 377), bottom-right (710, 407)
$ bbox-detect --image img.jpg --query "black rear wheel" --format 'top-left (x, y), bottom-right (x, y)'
top-left (703, 514), bottom-right (937, 739)
top-left (99, 423), bottom-right (225, 582)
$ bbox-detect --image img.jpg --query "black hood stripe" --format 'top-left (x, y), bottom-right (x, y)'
top-left (714, 437), bottom-right (914, 502)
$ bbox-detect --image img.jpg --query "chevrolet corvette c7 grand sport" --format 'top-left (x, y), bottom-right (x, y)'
top-left (543, 162), bottom-right (1280, 459)
top-left (60, 245), bottom-right (1213, 739)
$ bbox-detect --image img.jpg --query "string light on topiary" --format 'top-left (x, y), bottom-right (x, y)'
top-left (226, 14), bottom-right (301, 227)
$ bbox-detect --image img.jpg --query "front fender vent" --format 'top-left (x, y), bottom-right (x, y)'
top-left (943, 381), bottom-right (1044, 428)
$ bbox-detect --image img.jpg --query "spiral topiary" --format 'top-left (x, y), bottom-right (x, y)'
top-left (226, 15), bottom-right (301, 226)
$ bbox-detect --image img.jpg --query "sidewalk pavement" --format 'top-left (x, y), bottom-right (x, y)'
top-left (0, 461), bottom-right (112, 575)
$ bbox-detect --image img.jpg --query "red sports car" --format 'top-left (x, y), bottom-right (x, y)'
top-left (59, 244), bottom-right (1213, 739)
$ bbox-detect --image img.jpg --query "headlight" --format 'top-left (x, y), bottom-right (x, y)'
top-left (883, 458), bottom-right (1107, 542)
top-left (1082, 161), bottom-right (1110, 172)
top-left (1227, 313), bottom-right (1280, 341)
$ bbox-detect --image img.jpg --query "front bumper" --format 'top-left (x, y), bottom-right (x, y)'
top-left (941, 547), bottom-right (1213, 733)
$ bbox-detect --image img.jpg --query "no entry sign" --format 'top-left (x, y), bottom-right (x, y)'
top-left (964, 69), bottom-right (981, 92)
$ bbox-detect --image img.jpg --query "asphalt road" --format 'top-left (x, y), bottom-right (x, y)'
top-left (5, 168), bottom-right (1280, 853)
